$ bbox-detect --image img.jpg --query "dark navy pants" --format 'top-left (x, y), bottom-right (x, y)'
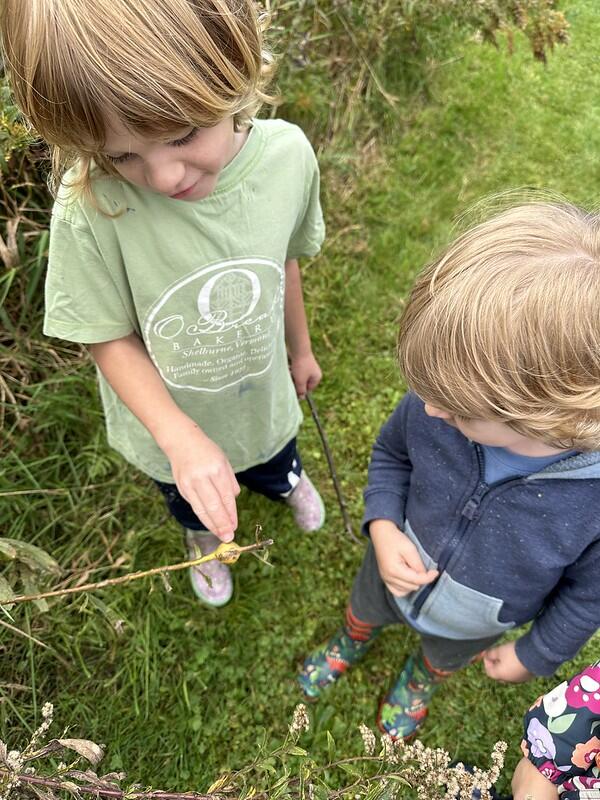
top-left (155, 437), bottom-right (302, 531)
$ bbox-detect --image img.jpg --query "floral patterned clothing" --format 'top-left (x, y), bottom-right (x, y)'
top-left (522, 662), bottom-right (600, 799)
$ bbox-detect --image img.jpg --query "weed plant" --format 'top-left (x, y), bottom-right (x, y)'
top-left (0, 0), bottom-right (596, 797)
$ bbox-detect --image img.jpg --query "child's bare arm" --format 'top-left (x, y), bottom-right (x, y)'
top-left (370, 519), bottom-right (438, 596)
top-left (512, 758), bottom-right (559, 800)
top-left (88, 333), bottom-right (239, 540)
top-left (284, 258), bottom-right (321, 399)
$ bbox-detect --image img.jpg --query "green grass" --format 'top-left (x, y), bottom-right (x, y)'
top-left (1, 1), bottom-right (599, 795)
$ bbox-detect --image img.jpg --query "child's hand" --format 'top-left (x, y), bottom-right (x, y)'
top-left (483, 641), bottom-right (533, 683)
top-left (290, 352), bottom-right (322, 399)
top-left (511, 757), bottom-right (559, 800)
top-left (370, 519), bottom-right (438, 596)
top-left (164, 424), bottom-right (240, 541)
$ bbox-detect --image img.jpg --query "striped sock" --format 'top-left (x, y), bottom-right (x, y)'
top-left (344, 605), bottom-right (380, 642)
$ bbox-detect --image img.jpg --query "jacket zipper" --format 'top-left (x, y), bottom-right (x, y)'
top-left (410, 445), bottom-right (499, 620)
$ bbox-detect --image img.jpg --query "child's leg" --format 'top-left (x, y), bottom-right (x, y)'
top-left (299, 542), bottom-right (403, 699)
top-left (237, 438), bottom-right (325, 532)
top-left (378, 632), bottom-right (501, 740)
top-left (154, 480), bottom-right (233, 607)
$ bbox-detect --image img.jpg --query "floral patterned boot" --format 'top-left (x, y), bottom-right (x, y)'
top-left (298, 607), bottom-right (380, 700)
top-left (377, 650), bottom-right (452, 740)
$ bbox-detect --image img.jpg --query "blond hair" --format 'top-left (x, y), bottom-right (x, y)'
top-left (398, 201), bottom-right (600, 450)
top-left (0, 0), bottom-right (274, 201)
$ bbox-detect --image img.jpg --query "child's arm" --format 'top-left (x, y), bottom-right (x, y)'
top-left (364, 397), bottom-right (438, 595)
top-left (509, 539), bottom-right (600, 678)
top-left (511, 758), bottom-right (559, 800)
top-left (88, 333), bottom-right (240, 540)
top-left (284, 258), bottom-right (321, 399)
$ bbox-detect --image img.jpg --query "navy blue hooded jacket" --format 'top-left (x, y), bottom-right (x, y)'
top-left (362, 393), bottom-right (600, 676)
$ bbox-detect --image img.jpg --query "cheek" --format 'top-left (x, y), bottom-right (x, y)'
top-left (112, 163), bottom-right (143, 185)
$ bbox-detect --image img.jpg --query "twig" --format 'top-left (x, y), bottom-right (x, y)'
top-left (306, 392), bottom-right (360, 544)
top-left (0, 540), bottom-right (274, 607)
top-left (0, 757), bottom-right (405, 800)
top-left (0, 619), bottom-right (71, 669)
top-left (0, 482), bottom-right (118, 497)
top-left (0, 618), bottom-right (50, 650)
top-left (0, 772), bottom-right (221, 800)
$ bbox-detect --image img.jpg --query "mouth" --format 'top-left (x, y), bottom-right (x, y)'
top-left (170, 181), bottom-right (197, 200)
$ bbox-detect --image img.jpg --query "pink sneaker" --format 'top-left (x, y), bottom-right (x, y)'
top-left (186, 530), bottom-right (233, 607)
top-left (284, 471), bottom-right (325, 532)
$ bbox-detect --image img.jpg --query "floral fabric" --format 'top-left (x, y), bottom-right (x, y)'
top-left (522, 662), bottom-right (600, 799)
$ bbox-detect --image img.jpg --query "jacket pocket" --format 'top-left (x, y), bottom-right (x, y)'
top-left (396, 519), bottom-right (515, 640)
top-left (415, 572), bottom-right (515, 639)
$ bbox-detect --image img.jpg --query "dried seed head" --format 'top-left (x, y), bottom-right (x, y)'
top-left (358, 723), bottom-right (376, 756)
top-left (289, 703), bottom-right (310, 735)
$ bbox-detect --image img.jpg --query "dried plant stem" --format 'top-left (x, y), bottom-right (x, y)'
top-left (0, 772), bottom-right (219, 800)
top-left (0, 618), bottom-right (51, 649)
top-left (0, 540), bottom-right (274, 607)
top-left (306, 392), bottom-right (360, 544)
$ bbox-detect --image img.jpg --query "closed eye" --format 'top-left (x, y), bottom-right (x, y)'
top-left (105, 151), bottom-right (134, 165)
top-left (171, 127), bottom-right (198, 147)
top-left (104, 128), bottom-right (199, 164)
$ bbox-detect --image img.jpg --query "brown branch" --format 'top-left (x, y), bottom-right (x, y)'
top-left (0, 540), bottom-right (274, 607)
top-left (2, 755), bottom-right (394, 800)
top-left (305, 392), bottom-right (360, 544)
top-left (1, 772), bottom-right (223, 800)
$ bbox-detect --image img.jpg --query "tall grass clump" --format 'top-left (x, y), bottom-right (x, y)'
top-left (269, 0), bottom-right (568, 142)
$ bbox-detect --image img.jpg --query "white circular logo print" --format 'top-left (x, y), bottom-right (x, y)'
top-left (144, 257), bottom-right (284, 392)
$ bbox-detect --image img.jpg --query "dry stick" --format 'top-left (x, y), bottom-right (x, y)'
top-left (0, 772), bottom-right (219, 800)
top-left (1, 755), bottom-right (397, 800)
top-left (0, 618), bottom-right (71, 669)
top-left (0, 540), bottom-right (274, 607)
top-left (305, 392), bottom-right (360, 544)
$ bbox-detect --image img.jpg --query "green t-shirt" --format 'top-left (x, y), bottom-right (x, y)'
top-left (44, 119), bottom-right (325, 481)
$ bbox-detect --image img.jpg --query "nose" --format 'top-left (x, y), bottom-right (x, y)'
top-left (424, 403), bottom-right (452, 420)
top-left (144, 156), bottom-right (186, 196)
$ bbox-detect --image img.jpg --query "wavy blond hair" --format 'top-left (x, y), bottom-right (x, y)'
top-left (0, 0), bottom-right (274, 202)
top-left (398, 201), bottom-right (600, 450)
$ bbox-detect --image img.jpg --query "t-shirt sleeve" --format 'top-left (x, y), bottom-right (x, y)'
top-left (521, 662), bottom-right (600, 797)
top-left (44, 214), bottom-right (136, 344)
top-left (286, 139), bottom-right (325, 260)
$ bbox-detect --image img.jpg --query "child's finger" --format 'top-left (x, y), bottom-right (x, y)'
top-left (191, 482), bottom-right (235, 541)
top-left (383, 568), bottom-right (438, 596)
top-left (395, 563), bottom-right (438, 586)
top-left (396, 537), bottom-right (433, 575)
top-left (307, 372), bottom-right (321, 392)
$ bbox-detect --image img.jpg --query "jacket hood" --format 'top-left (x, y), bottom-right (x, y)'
top-left (527, 450), bottom-right (600, 481)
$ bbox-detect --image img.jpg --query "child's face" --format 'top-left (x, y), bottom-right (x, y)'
top-left (423, 403), bottom-right (565, 455)
top-left (100, 115), bottom-right (245, 201)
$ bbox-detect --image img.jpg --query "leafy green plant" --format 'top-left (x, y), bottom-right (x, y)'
top-left (268, 0), bottom-right (569, 140)
top-left (0, 537), bottom-right (60, 614)
top-left (0, 78), bottom-right (31, 172)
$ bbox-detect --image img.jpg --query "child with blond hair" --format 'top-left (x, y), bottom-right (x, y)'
top-left (0, 0), bottom-right (326, 607)
top-left (300, 201), bottom-right (600, 739)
